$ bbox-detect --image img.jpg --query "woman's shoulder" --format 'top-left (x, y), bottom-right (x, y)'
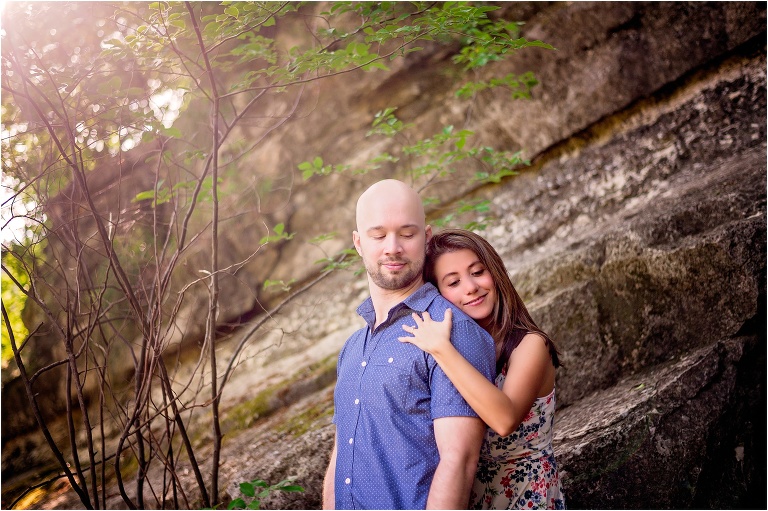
top-left (507, 332), bottom-right (554, 367)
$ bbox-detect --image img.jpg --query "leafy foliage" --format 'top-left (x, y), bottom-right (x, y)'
top-left (227, 478), bottom-right (304, 510)
top-left (202, 478), bottom-right (304, 510)
top-left (1, 249), bottom-right (30, 365)
top-left (300, 108), bottom-right (530, 231)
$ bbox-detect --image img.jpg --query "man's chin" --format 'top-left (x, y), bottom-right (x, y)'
top-left (372, 270), bottom-right (419, 291)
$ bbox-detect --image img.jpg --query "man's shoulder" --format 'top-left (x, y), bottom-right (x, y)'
top-left (427, 293), bottom-right (476, 324)
top-left (344, 324), bottom-right (368, 342)
top-left (428, 295), bottom-right (494, 345)
top-left (428, 295), bottom-right (496, 381)
top-left (338, 324), bottom-right (368, 356)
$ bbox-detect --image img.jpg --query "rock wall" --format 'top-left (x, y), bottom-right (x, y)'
top-left (207, 2), bottom-right (766, 509)
top-left (176, 0), bottom-right (768, 345)
top-left (3, 2), bottom-right (765, 509)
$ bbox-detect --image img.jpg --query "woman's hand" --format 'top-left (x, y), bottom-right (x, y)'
top-left (398, 308), bottom-right (453, 357)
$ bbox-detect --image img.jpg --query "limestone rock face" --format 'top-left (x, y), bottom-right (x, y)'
top-left (164, 0), bottom-right (768, 341)
top-left (554, 336), bottom-right (763, 508)
top-left (2, 2), bottom-right (765, 509)
top-left (493, 59), bottom-right (767, 406)
top-left (207, 3), bottom-right (765, 509)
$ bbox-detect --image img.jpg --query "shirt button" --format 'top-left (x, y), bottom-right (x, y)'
top-left (354, 398), bottom-right (360, 405)
top-left (345, 478), bottom-right (351, 485)
top-left (388, 357), bottom-right (394, 363)
top-left (348, 438), bottom-right (354, 444)
top-left (361, 361), bottom-right (367, 367)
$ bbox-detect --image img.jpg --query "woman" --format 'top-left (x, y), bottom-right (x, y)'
top-left (399, 229), bottom-right (565, 509)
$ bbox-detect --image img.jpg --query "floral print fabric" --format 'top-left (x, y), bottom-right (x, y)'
top-left (470, 369), bottom-right (566, 509)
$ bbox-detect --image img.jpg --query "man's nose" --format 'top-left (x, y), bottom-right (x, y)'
top-left (383, 234), bottom-right (403, 255)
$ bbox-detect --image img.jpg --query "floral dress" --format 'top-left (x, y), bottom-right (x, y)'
top-left (469, 369), bottom-right (566, 509)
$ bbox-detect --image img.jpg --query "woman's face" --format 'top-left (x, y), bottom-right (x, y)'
top-left (433, 248), bottom-right (497, 329)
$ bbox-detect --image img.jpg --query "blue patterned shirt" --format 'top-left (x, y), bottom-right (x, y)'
top-left (332, 283), bottom-right (496, 509)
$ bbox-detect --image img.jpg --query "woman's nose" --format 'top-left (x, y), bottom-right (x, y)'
top-left (464, 279), bottom-right (479, 294)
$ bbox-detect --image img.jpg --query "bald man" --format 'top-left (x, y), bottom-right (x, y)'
top-left (323, 180), bottom-right (496, 509)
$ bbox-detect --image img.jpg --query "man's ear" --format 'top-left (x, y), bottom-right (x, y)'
top-left (425, 224), bottom-right (433, 243)
top-left (352, 231), bottom-right (362, 256)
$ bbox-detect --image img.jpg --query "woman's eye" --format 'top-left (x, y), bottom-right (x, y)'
top-left (472, 269), bottom-right (485, 277)
top-left (446, 280), bottom-right (459, 287)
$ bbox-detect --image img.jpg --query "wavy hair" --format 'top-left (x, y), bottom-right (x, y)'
top-left (425, 229), bottom-right (560, 375)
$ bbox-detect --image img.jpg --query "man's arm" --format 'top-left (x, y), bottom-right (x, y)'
top-left (322, 434), bottom-right (337, 509)
top-left (427, 416), bottom-right (486, 509)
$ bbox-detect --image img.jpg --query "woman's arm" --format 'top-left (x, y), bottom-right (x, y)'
top-left (400, 309), bottom-right (553, 437)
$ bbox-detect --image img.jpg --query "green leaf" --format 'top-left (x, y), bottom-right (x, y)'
top-left (228, 498), bottom-right (246, 510)
top-left (246, 501), bottom-right (261, 510)
top-left (239, 482), bottom-right (255, 497)
top-left (224, 5), bottom-right (239, 17)
top-left (204, 21), bottom-right (221, 35)
top-left (309, 232), bottom-right (337, 243)
top-left (263, 279), bottom-right (295, 292)
top-left (103, 38), bottom-right (124, 47)
top-left (259, 223), bottom-right (295, 244)
top-left (251, 480), bottom-right (269, 488)
top-left (525, 39), bottom-right (556, 50)
top-left (132, 190), bottom-right (156, 203)
top-left (280, 485), bottom-right (305, 493)
top-left (362, 61), bottom-right (389, 72)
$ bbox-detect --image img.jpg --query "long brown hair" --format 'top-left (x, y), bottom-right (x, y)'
top-left (425, 229), bottom-right (560, 375)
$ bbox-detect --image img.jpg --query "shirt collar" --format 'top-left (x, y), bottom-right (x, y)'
top-left (356, 282), bottom-right (439, 328)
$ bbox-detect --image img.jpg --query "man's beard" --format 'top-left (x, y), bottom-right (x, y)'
top-left (366, 258), bottom-right (423, 291)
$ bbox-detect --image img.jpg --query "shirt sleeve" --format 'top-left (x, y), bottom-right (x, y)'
top-left (430, 312), bottom-right (496, 419)
top-left (331, 341), bottom-right (348, 425)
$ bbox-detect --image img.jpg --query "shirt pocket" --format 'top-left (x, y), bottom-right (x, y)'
top-left (363, 355), bottom-right (416, 411)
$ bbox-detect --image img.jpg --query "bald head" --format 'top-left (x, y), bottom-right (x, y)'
top-left (353, 179), bottom-right (431, 293)
top-left (355, 179), bottom-right (426, 232)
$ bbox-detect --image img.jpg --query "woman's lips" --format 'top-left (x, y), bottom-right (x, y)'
top-left (464, 294), bottom-right (487, 306)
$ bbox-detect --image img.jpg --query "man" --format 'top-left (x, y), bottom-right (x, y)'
top-left (322, 179), bottom-right (496, 509)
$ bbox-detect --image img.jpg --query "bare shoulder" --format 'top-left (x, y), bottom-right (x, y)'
top-left (508, 332), bottom-right (557, 397)
top-left (507, 333), bottom-right (554, 373)
top-left (518, 332), bottom-right (550, 354)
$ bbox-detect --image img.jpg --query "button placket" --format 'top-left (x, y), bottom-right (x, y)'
top-left (347, 328), bottom-right (373, 499)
